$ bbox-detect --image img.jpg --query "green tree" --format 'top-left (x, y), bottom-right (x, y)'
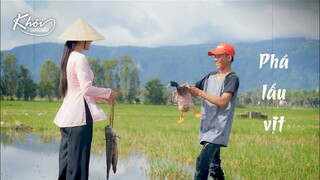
top-left (144, 78), bottom-right (167, 104)
top-left (102, 58), bottom-right (119, 87)
top-left (0, 51), bottom-right (5, 99)
top-left (119, 56), bottom-right (141, 103)
top-left (302, 89), bottom-right (319, 107)
top-left (287, 90), bottom-right (299, 107)
top-left (2, 54), bottom-right (18, 100)
top-left (252, 86), bottom-right (260, 106)
top-left (244, 91), bottom-right (253, 105)
top-left (39, 60), bottom-right (59, 101)
top-left (89, 58), bottom-right (105, 87)
top-left (17, 65), bottom-right (37, 101)
top-left (120, 56), bottom-right (133, 101)
top-left (16, 67), bottom-right (23, 100)
top-left (128, 68), bottom-right (140, 103)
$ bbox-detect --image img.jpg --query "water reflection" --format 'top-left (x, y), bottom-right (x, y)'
top-left (1, 132), bottom-right (149, 180)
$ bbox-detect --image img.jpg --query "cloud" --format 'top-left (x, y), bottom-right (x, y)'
top-left (1, 0), bottom-right (319, 50)
top-left (272, 1), bottom-right (319, 39)
top-left (1, 1), bottom-right (36, 49)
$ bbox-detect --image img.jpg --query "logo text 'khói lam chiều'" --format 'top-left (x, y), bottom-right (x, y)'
top-left (12, 13), bottom-right (55, 37)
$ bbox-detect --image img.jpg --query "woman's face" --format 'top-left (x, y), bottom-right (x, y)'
top-left (84, 41), bottom-right (92, 50)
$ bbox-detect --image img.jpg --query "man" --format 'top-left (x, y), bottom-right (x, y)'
top-left (188, 43), bottom-right (239, 180)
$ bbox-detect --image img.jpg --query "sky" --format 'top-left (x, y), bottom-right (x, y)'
top-left (1, 0), bottom-right (319, 50)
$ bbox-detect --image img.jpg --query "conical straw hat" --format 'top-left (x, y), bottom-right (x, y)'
top-left (58, 19), bottom-right (105, 41)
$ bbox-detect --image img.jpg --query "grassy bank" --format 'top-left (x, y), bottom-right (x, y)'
top-left (1, 100), bottom-right (319, 179)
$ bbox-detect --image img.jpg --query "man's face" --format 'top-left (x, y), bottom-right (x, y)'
top-left (214, 53), bottom-right (231, 70)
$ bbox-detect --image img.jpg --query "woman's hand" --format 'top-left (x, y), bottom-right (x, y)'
top-left (107, 90), bottom-right (117, 106)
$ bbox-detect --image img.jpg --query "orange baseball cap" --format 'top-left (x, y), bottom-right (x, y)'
top-left (208, 43), bottom-right (235, 57)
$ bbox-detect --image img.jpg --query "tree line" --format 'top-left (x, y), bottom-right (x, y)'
top-left (236, 86), bottom-right (319, 108)
top-left (0, 52), bottom-right (169, 104)
top-left (0, 52), bottom-right (318, 107)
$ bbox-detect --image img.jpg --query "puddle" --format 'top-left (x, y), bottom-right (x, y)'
top-left (1, 133), bottom-right (149, 180)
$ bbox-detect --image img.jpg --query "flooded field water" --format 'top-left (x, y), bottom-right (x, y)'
top-left (1, 132), bottom-right (150, 180)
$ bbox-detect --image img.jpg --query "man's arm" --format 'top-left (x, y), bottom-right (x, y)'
top-left (190, 86), bottom-right (233, 108)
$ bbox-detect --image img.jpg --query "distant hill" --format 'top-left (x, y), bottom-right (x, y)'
top-left (1, 38), bottom-right (319, 92)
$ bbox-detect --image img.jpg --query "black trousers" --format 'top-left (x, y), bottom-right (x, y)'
top-left (58, 101), bottom-right (93, 180)
top-left (194, 143), bottom-right (225, 180)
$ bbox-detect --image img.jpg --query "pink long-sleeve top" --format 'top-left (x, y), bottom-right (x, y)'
top-left (54, 51), bottom-right (112, 127)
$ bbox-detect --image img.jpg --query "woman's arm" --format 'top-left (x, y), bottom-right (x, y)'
top-left (75, 56), bottom-right (113, 101)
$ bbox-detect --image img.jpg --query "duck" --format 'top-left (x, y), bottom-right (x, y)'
top-left (167, 81), bottom-right (201, 123)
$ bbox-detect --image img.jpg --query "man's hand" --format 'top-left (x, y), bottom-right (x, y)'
top-left (190, 86), bottom-right (202, 98)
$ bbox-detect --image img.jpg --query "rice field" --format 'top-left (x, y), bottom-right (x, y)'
top-left (1, 100), bottom-right (319, 179)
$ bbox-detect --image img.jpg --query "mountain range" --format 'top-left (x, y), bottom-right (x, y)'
top-left (1, 38), bottom-right (319, 92)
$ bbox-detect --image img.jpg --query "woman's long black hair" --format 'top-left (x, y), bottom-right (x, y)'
top-left (59, 41), bottom-right (76, 98)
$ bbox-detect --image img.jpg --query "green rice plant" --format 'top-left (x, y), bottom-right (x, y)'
top-left (1, 101), bottom-right (319, 179)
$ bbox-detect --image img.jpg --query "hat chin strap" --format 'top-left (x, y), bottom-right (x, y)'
top-left (83, 41), bottom-right (86, 49)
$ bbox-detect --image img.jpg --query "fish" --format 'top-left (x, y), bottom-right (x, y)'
top-left (106, 86), bottom-right (120, 179)
top-left (105, 125), bottom-right (118, 180)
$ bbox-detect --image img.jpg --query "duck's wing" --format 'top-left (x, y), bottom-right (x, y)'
top-left (172, 90), bottom-right (178, 104)
top-left (176, 86), bottom-right (189, 96)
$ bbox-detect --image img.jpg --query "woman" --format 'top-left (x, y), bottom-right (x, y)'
top-left (54, 19), bottom-right (116, 180)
